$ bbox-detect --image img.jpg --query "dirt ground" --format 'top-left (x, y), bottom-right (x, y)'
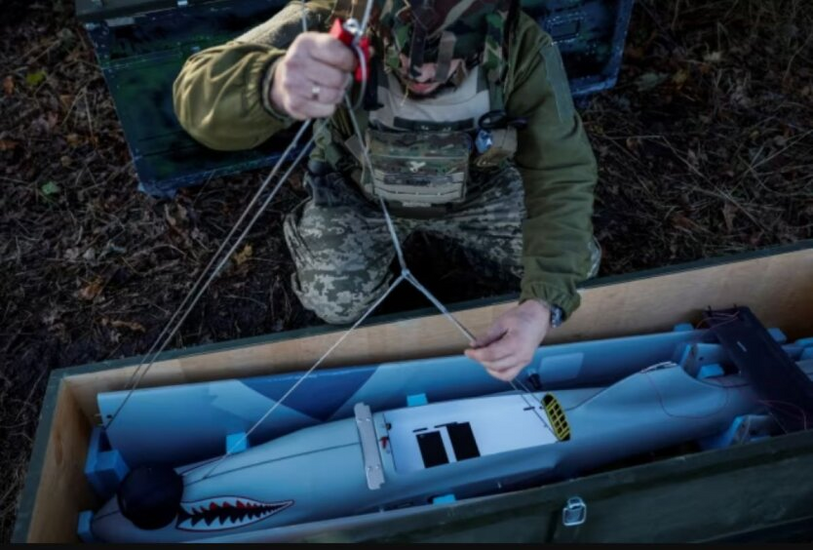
top-left (1, 0), bottom-right (811, 541)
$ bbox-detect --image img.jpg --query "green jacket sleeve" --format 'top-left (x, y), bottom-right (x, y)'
top-left (505, 14), bottom-right (598, 319)
top-left (172, 0), bottom-right (334, 151)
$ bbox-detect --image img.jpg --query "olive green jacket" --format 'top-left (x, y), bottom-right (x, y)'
top-left (173, 1), bottom-right (598, 319)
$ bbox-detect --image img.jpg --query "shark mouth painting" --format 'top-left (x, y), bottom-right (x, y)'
top-left (176, 497), bottom-right (293, 531)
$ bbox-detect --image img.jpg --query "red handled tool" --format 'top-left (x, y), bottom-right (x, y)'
top-left (329, 18), bottom-right (371, 83)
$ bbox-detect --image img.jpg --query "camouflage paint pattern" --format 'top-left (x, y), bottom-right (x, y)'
top-left (364, 129), bottom-right (471, 206)
top-left (283, 166), bottom-right (525, 324)
top-left (284, 164), bottom-right (600, 324)
top-left (369, 0), bottom-right (512, 75)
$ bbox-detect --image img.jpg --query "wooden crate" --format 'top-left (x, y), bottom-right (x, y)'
top-left (12, 242), bottom-right (813, 543)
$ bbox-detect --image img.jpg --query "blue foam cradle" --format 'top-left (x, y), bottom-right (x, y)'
top-left (80, 308), bottom-right (813, 543)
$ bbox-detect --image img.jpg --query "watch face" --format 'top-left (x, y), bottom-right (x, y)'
top-left (550, 307), bottom-right (563, 328)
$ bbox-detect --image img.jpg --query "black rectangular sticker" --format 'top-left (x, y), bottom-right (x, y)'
top-left (417, 431), bottom-right (449, 468)
top-left (447, 422), bottom-right (480, 461)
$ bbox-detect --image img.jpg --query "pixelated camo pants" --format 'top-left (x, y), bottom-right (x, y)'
top-left (283, 166), bottom-right (600, 324)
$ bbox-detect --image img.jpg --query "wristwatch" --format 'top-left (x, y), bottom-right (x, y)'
top-left (549, 304), bottom-right (564, 328)
top-left (536, 299), bottom-right (564, 328)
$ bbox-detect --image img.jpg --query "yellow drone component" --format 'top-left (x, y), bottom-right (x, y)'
top-left (542, 394), bottom-right (571, 441)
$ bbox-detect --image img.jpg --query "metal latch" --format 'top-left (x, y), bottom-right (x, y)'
top-left (562, 497), bottom-right (587, 527)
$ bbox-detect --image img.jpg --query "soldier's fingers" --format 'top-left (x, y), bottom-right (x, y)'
top-left (470, 322), bottom-right (508, 349)
top-left (312, 85), bottom-right (345, 105)
top-left (277, 66), bottom-right (307, 97)
top-left (307, 34), bottom-right (357, 73)
top-left (303, 61), bottom-right (352, 90)
top-left (474, 332), bottom-right (519, 363)
top-left (282, 97), bottom-right (310, 120)
top-left (465, 340), bottom-right (513, 364)
top-left (297, 101), bottom-right (337, 119)
top-left (286, 109), bottom-right (310, 121)
top-left (495, 364), bottom-right (525, 382)
top-left (286, 73), bottom-right (343, 106)
top-left (481, 354), bottom-right (522, 374)
top-left (485, 364), bottom-right (521, 382)
top-left (297, 82), bottom-right (343, 106)
top-left (284, 91), bottom-right (337, 120)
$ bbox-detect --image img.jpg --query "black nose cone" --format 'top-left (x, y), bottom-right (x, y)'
top-left (117, 465), bottom-right (184, 530)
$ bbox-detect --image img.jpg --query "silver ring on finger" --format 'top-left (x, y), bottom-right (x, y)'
top-left (310, 84), bottom-right (321, 101)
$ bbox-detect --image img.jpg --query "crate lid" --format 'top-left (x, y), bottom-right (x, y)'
top-left (76, 0), bottom-right (221, 22)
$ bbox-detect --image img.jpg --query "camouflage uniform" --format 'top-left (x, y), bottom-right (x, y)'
top-left (284, 165), bottom-right (526, 324)
top-left (173, 0), bottom-right (600, 324)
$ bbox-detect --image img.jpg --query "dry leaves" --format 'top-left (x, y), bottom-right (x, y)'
top-left (672, 69), bottom-right (690, 88)
top-left (635, 72), bottom-right (669, 91)
top-left (25, 70), bottom-right (46, 87)
top-left (722, 202), bottom-right (738, 232)
top-left (0, 140), bottom-right (19, 151)
top-left (66, 133), bottom-right (82, 147)
top-left (40, 181), bottom-right (60, 196)
top-left (3, 76), bottom-right (14, 95)
top-left (102, 318), bottom-right (146, 332)
top-left (78, 277), bottom-right (104, 301)
top-left (164, 203), bottom-right (189, 228)
top-left (670, 213), bottom-right (698, 232)
top-left (703, 51), bottom-right (723, 63)
top-left (234, 243), bottom-right (253, 266)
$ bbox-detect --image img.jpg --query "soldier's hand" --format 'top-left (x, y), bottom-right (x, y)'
top-left (270, 32), bottom-right (356, 120)
top-left (464, 300), bottom-right (551, 382)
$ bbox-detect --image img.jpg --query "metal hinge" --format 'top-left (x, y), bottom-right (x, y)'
top-left (562, 497), bottom-right (587, 527)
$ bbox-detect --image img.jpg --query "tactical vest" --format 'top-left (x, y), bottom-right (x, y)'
top-left (326, 0), bottom-right (515, 211)
top-left (340, 65), bottom-right (492, 208)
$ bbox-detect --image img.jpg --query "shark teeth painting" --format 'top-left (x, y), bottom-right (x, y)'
top-left (176, 498), bottom-right (292, 531)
